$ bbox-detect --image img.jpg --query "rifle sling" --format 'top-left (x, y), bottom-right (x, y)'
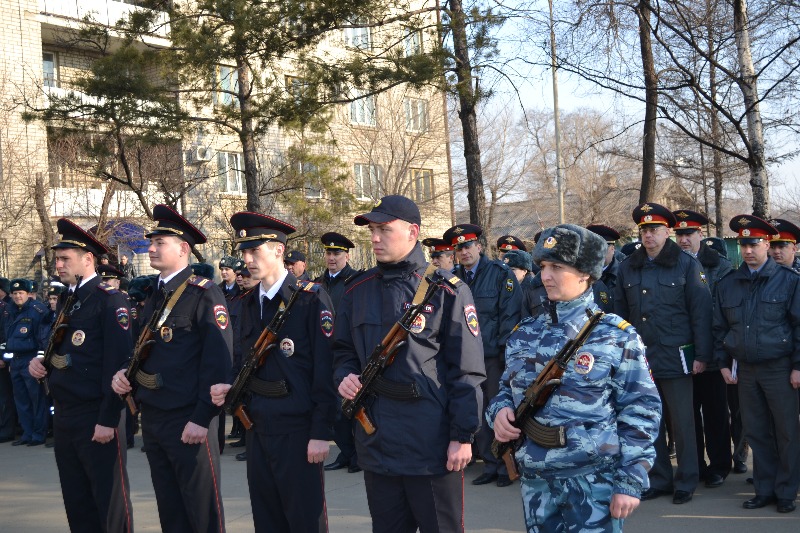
top-left (156, 276), bottom-right (192, 329)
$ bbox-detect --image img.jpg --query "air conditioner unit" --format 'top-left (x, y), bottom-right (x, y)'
top-left (186, 145), bottom-right (213, 165)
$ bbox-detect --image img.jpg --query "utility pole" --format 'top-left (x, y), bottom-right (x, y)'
top-left (549, 0), bottom-right (565, 223)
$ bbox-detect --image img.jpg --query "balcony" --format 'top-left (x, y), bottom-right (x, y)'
top-left (38, 0), bottom-right (170, 41)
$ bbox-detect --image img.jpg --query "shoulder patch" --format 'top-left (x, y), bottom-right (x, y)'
top-left (505, 278), bottom-right (514, 292)
top-left (188, 276), bottom-right (212, 289)
top-left (320, 309), bottom-right (334, 337)
top-left (213, 304), bottom-right (229, 329)
top-left (464, 304), bottom-right (480, 337)
top-left (115, 307), bottom-right (130, 330)
top-left (98, 282), bottom-right (119, 294)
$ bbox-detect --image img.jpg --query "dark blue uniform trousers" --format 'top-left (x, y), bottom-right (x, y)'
top-left (54, 409), bottom-right (133, 532)
top-left (10, 354), bottom-right (47, 442)
top-left (141, 405), bottom-right (224, 533)
top-left (0, 363), bottom-right (16, 440)
top-left (247, 428), bottom-right (328, 533)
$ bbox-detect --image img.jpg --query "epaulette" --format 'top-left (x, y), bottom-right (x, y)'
top-left (32, 302), bottom-right (47, 314)
top-left (438, 270), bottom-right (462, 288)
top-left (602, 313), bottom-right (633, 333)
top-left (343, 269), bottom-right (364, 285)
top-left (299, 281), bottom-right (320, 293)
top-left (98, 282), bottom-right (120, 294)
top-left (188, 276), bottom-right (212, 290)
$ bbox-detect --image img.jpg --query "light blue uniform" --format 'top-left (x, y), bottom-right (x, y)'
top-left (487, 289), bottom-right (661, 532)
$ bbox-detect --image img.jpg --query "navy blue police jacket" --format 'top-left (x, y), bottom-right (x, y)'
top-left (713, 257), bottom-right (800, 370)
top-left (135, 267), bottom-right (233, 428)
top-left (237, 273), bottom-right (337, 440)
top-left (614, 239), bottom-right (713, 378)
top-left (315, 263), bottom-right (361, 315)
top-left (5, 299), bottom-right (49, 356)
top-left (48, 276), bottom-right (133, 427)
top-left (453, 254), bottom-right (522, 359)
top-left (333, 243), bottom-right (486, 476)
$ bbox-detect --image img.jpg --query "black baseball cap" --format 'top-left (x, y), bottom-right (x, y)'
top-left (354, 195), bottom-right (421, 226)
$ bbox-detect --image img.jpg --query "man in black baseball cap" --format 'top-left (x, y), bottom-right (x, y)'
top-left (284, 250), bottom-right (310, 281)
top-left (218, 256), bottom-right (240, 300)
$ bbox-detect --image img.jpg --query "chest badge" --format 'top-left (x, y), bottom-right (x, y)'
top-left (409, 314), bottom-right (426, 334)
top-left (19, 326), bottom-right (28, 334)
top-left (160, 326), bottom-right (173, 343)
top-left (575, 352), bottom-right (594, 375)
top-left (280, 338), bottom-right (295, 357)
top-left (71, 330), bottom-right (85, 346)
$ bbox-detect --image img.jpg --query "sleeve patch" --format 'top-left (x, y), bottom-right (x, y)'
top-left (214, 304), bottom-right (229, 329)
top-left (115, 307), bottom-right (130, 331)
top-left (505, 278), bottom-right (514, 292)
top-left (464, 304), bottom-right (480, 337)
top-left (320, 309), bottom-right (334, 338)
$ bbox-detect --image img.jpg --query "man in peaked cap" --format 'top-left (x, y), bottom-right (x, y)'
top-left (768, 218), bottom-right (800, 272)
top-left (27, 218), bottom-right (134, 532)
top-left (496, 234), bottom-right (527, 260)
top-left (218, 256), bottom-right (241, 300)
top-left (97, 264), bottom-right (125, 290)
top-left (5, 278), bottom-right (49, 447)
top-left (422, 237), bottom-right (455, 271)
top-left (614, 202), bottom-right (713, 504)
top-left (210, 211), bottom-right (337, 532)
top-left (334, 195), bottom-right (485, 531)
top-left (587, 224), bottom-right (622, 293)
top-left (714, 215), bottom-right (800, 513)
top-left (704, 237), bottom-right (728, 258)
top-left (444, 222), bottom-right (522, 488)
top-left (285, 250), bottom-right (311, 282)
top-left (672, 209), bottom-right (735, 488)
top-left (111, 204), bottom-right (232, 533)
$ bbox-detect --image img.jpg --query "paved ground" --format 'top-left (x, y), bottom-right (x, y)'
top-left (1, 433), bottom-right (798, 531)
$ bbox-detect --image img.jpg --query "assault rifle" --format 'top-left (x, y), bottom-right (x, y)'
top-left (225, 285), bottom-right (304, 430)
top-left (40, 276), bottom-right (82, 395)
top-left (121, 290), bottom-right (173, 415)
top-left (341, 276), bottom-right (440, 435)
top-left (491, 309), bottom-right (604, 481)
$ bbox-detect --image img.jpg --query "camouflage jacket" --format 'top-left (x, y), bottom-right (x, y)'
top-left (486, 289), bottom-right (661, 498)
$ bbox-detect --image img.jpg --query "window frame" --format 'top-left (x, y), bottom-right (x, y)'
top-left (353, 163), bottom-right (383, 201)
top-left (349, 89), bottom-right (377, 126)
top-left (217, 151), bottom-right (245, 195)
top-left (409, 168), bottom-right (434, 203)
top-left (404, 98), bottom-right (429, 133)
top-left (43, 50), bottom-right (59, 88)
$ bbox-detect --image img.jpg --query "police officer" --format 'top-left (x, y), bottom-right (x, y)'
top-left (587, 224), bottom-right (622, 292)
top-left (97, 264), bottom-right (125, 290)
top-left (714, 215), bottom-right (800, 513)
top-left (614, 203), bottom-right (712, 504)
top-left (497, 234), bottom-right (527, 260)
top-left (0, 278), bottom-right (16, 443)
top-left (211, 211), bottom-right (337, 533)
top-left (219, 256), bottom-right (241, 299)
top-left (285, 250), bottom-right (311, 281)
top-left (335, 195), bottom-right (485, 532)
top-left (767, 218), bottom-right (800, 272)
top-left (422, 237), bottom-right (456, 271)
top-left (315, 232), bottom-right (362, 474)
top-left (672, 209), bottom-right (734, 488)
top-left (28, 218), bottom-right (134, 532)
top-left (489, 224), bottom-right (661, 533)
top-left (4, 278), bottom-right (49, 446)
top-left (111, 204), bottom-right (232, 533)
top-left (445, 223), bottom-right (523, 487)
top-left (125, 274), bottom-right (155, 450)
top-left (45, 283), bottom-right (64, 326)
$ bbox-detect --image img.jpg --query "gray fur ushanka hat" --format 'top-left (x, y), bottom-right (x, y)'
top-left (532, 224), bottom-right (607, 280)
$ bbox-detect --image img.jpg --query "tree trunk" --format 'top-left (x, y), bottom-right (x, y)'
top-left (448, 0), bottom-right (486, 230)
top-left (637, 0), bottom-right (657, 204)
top-left (237, 58), bottom-right (261, 213)
top-left (707, 12), bottom-right (724, 236)
top-left (34, 172), bottom-right (56, 275)
top-left (733, 0), bottom-right (769, 218)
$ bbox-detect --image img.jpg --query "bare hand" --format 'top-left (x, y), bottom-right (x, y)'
top-left (29, 357), bottom-right (47, 379)
top-left (446, 441), bottom-right (472, 471)
top-left (181, 421), bottom-right (208, 445)
top-left (720, 367), bottom-right (737, 385)
top-left (307, 439), bottom-right (330, 464)
top-left (210, 384), bottom-right (232, 407)
top-left (692, 361), bottom-right (706, 375)
top-left (0, 361), bottom-right (5, 369)
top-left (610, 493), bottom-right (639, 519)
top-left (791, 369), bottom-right (800, 389)
top-left (493, 407), bottom-right (522, 442)
top-left (111, 371), bottom-right (132, 395)
top-left (338, 374), bottom-right (362, 400)
top-left (92, 425), bottom-right (116, 444)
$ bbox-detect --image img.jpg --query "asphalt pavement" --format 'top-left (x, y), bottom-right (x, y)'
top-left (1, 433), bottom-right (798, 531)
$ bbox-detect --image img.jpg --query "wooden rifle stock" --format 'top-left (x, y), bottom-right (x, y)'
top-left (121, 291), bottom-right (173, 415)
top-left (40, 276), bottom-right (82, 396)
top-left (341, 278), bottom-right (440, 435)
top-left (491, 310), bottom-right (604, 481)
top-left (225, 286), bottom-right (304, 429)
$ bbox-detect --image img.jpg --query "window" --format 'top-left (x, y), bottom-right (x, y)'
top-left (354, 163), bottom-right (382, 200)
top-left (43, 51), bottom-right (58, 88)
top-left (404, 28), bottom-right (423, 57)
top-left (350, 89), bottom-right (376, 126)
top-left (299, 162), bottom-right (322, 198)
top-left (410, 168), bottom-right (433, 202)
top-left (217, 152), bottom-right (244, 194)
top-left (213, 65), bottom-right (239, 108)
top-left (344, 19), bottom-right (372, 50)
top-left (404, 98), bottom-right (428, 132)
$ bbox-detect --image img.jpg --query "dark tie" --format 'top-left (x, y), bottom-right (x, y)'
top-left (466, 270), bottom-right (474, 284)
top-left (261, 296), bottom-right (270, 326)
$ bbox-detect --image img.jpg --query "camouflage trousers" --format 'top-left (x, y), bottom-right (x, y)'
top-left (520, 469), bottom-right (623, 533)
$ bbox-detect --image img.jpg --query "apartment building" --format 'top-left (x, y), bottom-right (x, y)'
top-left (0, 0), bottom-right (454, 277)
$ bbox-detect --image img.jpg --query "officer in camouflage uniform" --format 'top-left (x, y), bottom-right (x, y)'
top-left (489, 224), bottom-right (661, 533)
